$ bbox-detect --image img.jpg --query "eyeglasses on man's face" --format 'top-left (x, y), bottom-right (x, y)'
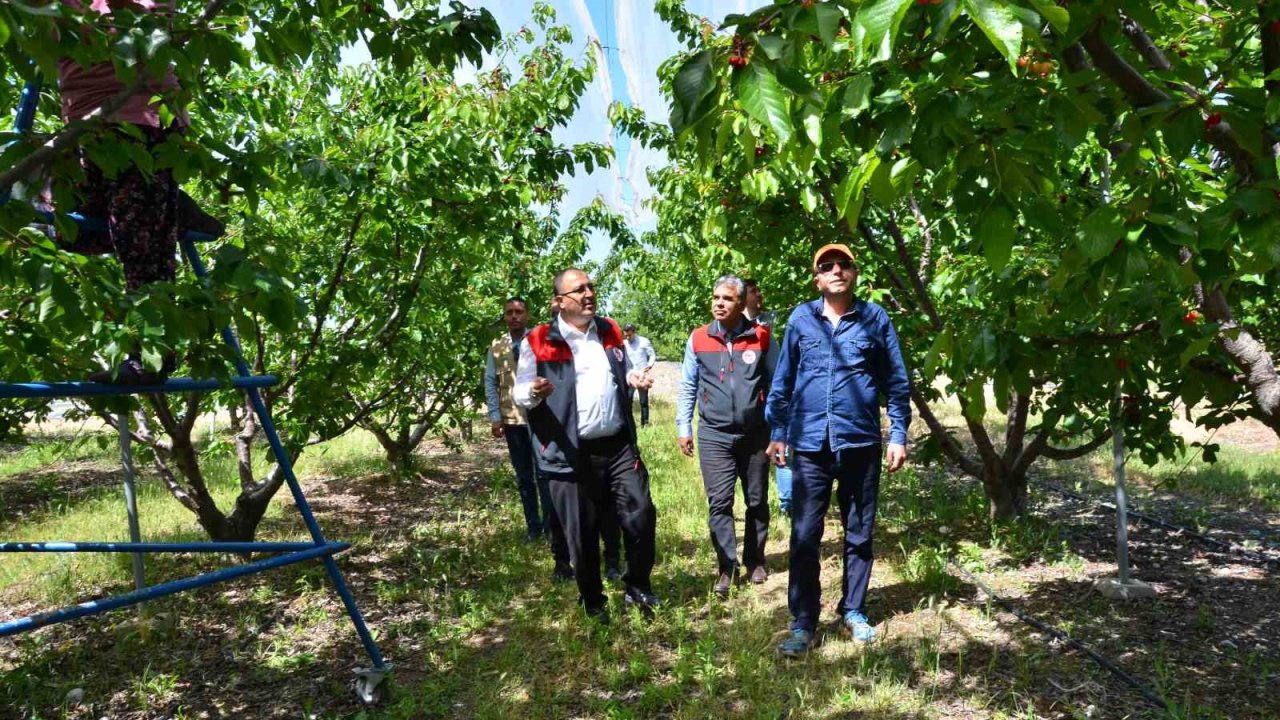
top-left (815, 259), bottom-right (854, 275)
top-left (556, 282), bottom-right (596, 298)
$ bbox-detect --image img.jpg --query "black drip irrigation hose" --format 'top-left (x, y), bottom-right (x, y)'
top-left (1039, 481), bottom-right (1280, 570)
top-left (945, 559), bottom-right (1170, 711)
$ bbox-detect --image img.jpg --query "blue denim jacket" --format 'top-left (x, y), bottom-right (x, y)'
top-left (766, 298), bottom-right (911, 451)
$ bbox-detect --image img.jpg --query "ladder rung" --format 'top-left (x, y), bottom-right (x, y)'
top-left (0, 375), bottom-right (278, 399)
top-left (30, 210), bottom-right (223, 242)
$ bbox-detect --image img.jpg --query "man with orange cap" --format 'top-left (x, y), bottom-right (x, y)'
top-left (766, 244), bottom-right (911, 657)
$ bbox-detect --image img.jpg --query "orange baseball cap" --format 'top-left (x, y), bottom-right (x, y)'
top-left (812, 243), bottom-right (856, 272)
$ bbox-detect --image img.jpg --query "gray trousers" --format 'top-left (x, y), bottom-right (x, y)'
top-left (697, 427), bottom-right (770, 573)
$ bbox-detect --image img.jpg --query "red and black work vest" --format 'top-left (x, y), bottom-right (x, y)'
top-left (524, 316), bottom-right (637, 476)
top-left (690, 319), bottom-right (772, 435)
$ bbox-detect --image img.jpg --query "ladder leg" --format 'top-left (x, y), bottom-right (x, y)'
top-left (119, 411), bottom-right (146, 600)
top-left (179, 238), bottom-right (387, 670)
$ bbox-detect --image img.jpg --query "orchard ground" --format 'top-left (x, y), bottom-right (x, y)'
top-left (0, 368), bottom-right (1277, 719)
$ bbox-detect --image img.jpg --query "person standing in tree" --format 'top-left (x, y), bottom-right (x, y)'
top-left (53, 0), bottom-right (190, 384)
top-left (676, 275), bottom-right (778, 597)
top-left (767, 244), bottom-right (911, 657)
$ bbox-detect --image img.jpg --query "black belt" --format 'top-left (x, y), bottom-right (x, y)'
top-left (579, 431), bottom-right (627, 450)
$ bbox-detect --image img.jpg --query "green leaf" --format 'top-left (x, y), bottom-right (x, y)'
top-left (1028, 0), bottom-right (1069, 32)
top-left (923, 329), bottom-right (953, 379)
top-left (756, 33), bottom-right (788, 61)
top-left (776, 67), bottom-right (822, 107)
top-left (853, 0), bottom-right (915, 64)
top-left (842, 75), bottom-right (874, 117)
top-left (800, 186), bottom-right (819, 213)
top-left (977, 202), bottom-right (1015, 271)
top-left (835, 152), bottom-right (881, 221)
top-left (815, 3), bottom-right (844, 49)
top-left (1180, 335), bottom-right (1214, 368)
top-left (868, 160), bottom-right (896, 205)
top-left (671, 51), bottom-right (717, 133)
top-left (1077, 207), bottom-right (1124, 261)
top-left (963, 0), bottom-right (1024, 73)
top-left (802, 106), bottom-right (822, 147)
top-left (733, 62), bottom-right (793, 144)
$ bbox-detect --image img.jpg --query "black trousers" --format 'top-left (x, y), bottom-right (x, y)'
top-left (548, 433), bottom-right (656, 610)
top-left (697, 428), bottom-right (770, 573)
top-left (630, 388), bottom-right (650, 426)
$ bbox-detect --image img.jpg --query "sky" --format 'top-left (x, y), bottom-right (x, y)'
top-left (486, 0), bottom-right (753, 259)
top-left (370, 0), bottom-right (756, 260)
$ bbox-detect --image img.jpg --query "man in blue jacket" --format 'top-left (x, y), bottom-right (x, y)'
top-left (766, 244), bottom-right (911, 657)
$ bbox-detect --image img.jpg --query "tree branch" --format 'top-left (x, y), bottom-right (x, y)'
top-left (1001, 390), bottom-right (1031, 468)
top-left (274, 208), bottom-right (364, 399)
top-left (907, 195), bottom-right (935, 284)
top-left (885, 211), bottom-right (943, 331)
top-left (909, 384), bottom-right (983, 477)
top-left (1031, 319), bottom-right (1159, 348)
top-left (1040, 428), bottom-right (1113, 460)
top-left (1079, 21), bottom-right (1171, 109)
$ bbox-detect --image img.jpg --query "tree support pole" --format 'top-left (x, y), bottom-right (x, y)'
top-left (1096, 382), bottom-right (1157, 600)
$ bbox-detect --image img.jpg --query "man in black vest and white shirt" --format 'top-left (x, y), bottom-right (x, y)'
top-left (515, 268), bottom-right (660, 623)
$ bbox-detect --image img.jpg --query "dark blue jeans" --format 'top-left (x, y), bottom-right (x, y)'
top-left (505, 424), bottom-right (552, 537)
top-left (788, 443), bottom-right (881, 632)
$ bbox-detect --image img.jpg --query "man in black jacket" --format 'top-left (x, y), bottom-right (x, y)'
top-left (514, 268), bottom-right (659, 622)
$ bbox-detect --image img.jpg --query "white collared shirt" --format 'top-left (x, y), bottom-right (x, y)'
top-left (515, 315), bottom-right (626, 439)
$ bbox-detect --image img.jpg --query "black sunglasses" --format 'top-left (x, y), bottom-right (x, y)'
top-left (816, 260), bottom-right (853, 274)
top-left (556, 283), bottom-right (596, 298)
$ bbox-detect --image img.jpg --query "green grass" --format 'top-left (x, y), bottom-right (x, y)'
top-left (2, 401), bottom-right (1271, 718)
top-left (1129, 445), bottom-right (1280, 513)
top-left (0, 426), bottom-right (386, 605)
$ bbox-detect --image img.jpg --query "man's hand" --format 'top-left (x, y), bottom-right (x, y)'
top-left (886, 443), bottom-right (907, 473)
top-left (678, 436), bottom-right (694, 457)
top-left (531, 377), bottom-right (555, 399)
top-left (490, 421), bottom-right (504, 439)
top-left (628, 370), bottom-right (654, 390)
top-left (766, 440), bottom-right (789, 467)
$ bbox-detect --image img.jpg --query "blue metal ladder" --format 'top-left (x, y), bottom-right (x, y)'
top-left (1, 77), bottom-right (390, 702)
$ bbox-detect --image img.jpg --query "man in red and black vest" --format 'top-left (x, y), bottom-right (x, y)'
top-left (514, 267), bottom-right (659, 622)
top-left (676, 275), bottom-right (779, 597)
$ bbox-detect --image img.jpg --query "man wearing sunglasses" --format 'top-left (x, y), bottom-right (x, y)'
top-left (766, 244), bottom-right (911, 657)
top-left (514, 268), bottom-right (660, 623)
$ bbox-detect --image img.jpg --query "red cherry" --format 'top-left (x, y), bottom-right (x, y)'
top-left (1183, 310), bottom-right (1202, 325)
top-left (1205, 112), bottom-right (1223, 129)
top-left (729, 55), bottom-right (747, 68)
top-left (1017, 56), bottom-right (1030, 69)
top-left (1270, 20), bottom-right (1280, 33)
top-left (755, 146), bottom-right (766, 158)
top-left (1213, 82), bottom-right (1226, 93)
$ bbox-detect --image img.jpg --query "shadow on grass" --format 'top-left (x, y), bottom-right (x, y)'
top-left (0, 464), bottom-right (124, 533)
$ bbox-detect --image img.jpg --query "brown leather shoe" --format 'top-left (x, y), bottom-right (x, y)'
top-left (750, 566), bottom-right (768, 584)
top-left (714, 572), bottom-right (733, 597)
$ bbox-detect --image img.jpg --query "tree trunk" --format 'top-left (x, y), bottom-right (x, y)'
top-left (1202, 287), bottom-right (1280, 436)
top-left (982, 460), bottom-right (1028, 520)
top-left (367, 422), bottom-right (416, 477)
